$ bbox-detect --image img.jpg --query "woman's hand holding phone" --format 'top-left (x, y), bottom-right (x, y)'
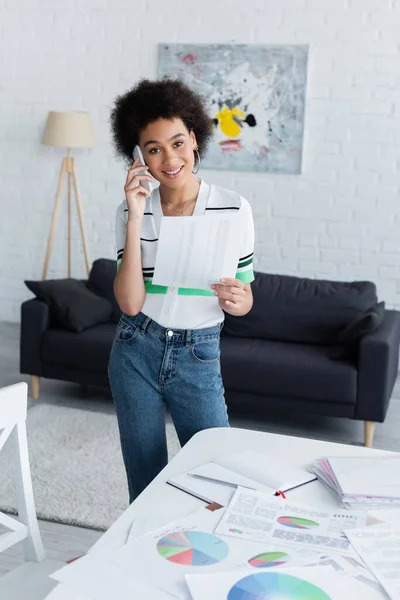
top-left (124, 157), bottom-right (154, 222)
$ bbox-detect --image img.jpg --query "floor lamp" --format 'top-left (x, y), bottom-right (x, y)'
top-left (41, 111), bottom-right (95, 280)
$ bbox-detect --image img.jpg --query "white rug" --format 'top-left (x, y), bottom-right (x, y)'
top-left (0, 403), bottom-right (181, 531)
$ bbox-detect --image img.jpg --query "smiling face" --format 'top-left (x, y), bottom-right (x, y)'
top-left (139, 118), bottom-right (197, 189)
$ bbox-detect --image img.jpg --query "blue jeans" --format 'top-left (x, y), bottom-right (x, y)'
top-left (108, 312), bottom-right (229, 503)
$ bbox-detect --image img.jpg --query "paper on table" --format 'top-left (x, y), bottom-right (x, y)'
top-left (51, 512), bottom-right (186, 600)
top-left (128, 507), bottom-right (196, 543)
top-left (214, 487), bottom-right (367, 552)
top-left (306, 553), bottom-right (383, 591)
top-left (311, 457), bottom-right (400, 509)
top-left (327, 456), bottom-right (400, 498)
top-left (152, 213), bottom-right (241, 289)
top-left (346, 528), bottom-right (400, 600)
top-left (167, 462), bottom-right (276, 506)
top-left (368, 508), bottom-right (400, 528)
top-left (215, 449), bottom-right (316, 492)
top-left (50, 551), bottom-right (173, 600)
top-left (129, 516), bottom-right (179, 543)
top-left (186, 565), bottom-right (387, 600)
top-left (110, 506), bottom-right (324, 600)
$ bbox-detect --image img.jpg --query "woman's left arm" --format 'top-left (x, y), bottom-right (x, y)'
top-left (212, 278), bottom-right (253, 316)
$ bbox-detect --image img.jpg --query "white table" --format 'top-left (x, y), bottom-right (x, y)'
top-left (46, 427), bottom-right (394, 599)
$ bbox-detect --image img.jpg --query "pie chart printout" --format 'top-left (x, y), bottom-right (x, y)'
top-left (156, 530), bottom-right (229, 566)
top-left (277, 516), bottom-right (319, 529)
top-left (248, 551), bottom-right (290, 568)
top-left (227, 572), bottom-right (332, 600)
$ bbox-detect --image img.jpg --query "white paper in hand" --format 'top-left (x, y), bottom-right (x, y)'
top-left (152, 213), bottom-right (241, 289)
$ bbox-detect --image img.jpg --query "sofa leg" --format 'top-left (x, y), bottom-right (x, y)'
top-left (31, 376), bottom-right (40, 400)
top-left (364, 421), bottom-right (375, 448)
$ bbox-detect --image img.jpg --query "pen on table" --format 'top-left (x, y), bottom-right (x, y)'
top-left (188, 473), bottom-right (317, 495)
top-left (276, 477), bottom-right (318, 495)
top-left (187, 473), bottom-right (256, 490)
top-left (166, 480), bottom-right (214, 504)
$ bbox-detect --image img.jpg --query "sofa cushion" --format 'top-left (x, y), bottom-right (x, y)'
top-left (220, 337), bottom-right (357, 405)
top-left (86, 258), bottom-right (121, 323)
top-left (329, 301), bottom-right (385, 362)
top-left (24, 278), bottom-right (113, 333)
top-left (42, 322), bottom-right (117, 372)
top-left (223, 271), bottom-right (378, 345)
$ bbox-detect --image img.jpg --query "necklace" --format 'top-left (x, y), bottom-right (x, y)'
top-left (161, 196), bottom-right (196, 215)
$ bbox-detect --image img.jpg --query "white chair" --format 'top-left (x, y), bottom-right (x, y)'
top-left (0, 382), bottom-right (45, 562)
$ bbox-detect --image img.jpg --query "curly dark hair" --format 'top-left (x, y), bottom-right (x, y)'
top-left (110, 78), bottom-right (214, 164)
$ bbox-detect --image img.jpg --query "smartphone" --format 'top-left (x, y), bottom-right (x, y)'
top-left (132, 145), bottom-right (153, 195)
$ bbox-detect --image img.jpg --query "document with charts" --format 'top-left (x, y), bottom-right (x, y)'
top-left (214, 487), bottom-right (366, 552)
top-left (186, 565), bottom-right (387, 600)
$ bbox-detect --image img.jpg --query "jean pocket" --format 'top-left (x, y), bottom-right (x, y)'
top-left (115, 318), bottom-right (138, 343)
top-left (191, 339), bottom-right (220, 363)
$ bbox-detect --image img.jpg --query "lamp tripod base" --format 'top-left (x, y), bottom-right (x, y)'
top-left (42, 154), bottom-right (90, 280)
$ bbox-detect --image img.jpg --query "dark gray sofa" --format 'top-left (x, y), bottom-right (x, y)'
top-left (20, 258), bottom-right (400, 447)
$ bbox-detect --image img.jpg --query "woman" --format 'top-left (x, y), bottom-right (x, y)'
top-left (108, 78), bottom-right (255, 503)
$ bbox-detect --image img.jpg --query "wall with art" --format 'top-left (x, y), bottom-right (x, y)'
top-left (158, 43), bottom-right (308, 174)
top-left (1, 0), bottom-right (400, 321)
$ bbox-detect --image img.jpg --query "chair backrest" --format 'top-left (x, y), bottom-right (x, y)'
top-left (0, 382), bottom-right (27, 430)
top-left (0, 382), bottom-right (27, 455)
top-left (0, 382), bottom-right (45, 561)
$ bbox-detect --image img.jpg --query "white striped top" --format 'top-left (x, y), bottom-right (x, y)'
top-left (115, 179), bottom-right (255, 329)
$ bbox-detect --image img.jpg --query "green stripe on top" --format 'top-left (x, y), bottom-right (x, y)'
top-left (238, 257), bottom-right (253, 269)
top-left (236, 269), bottom-right (255, 284)
top-left (145, 281), bottom-right (168, 294)
top-left (144, 280), bottom-right (214, 296)
top-left (178, 288), bottom-right (214, 296)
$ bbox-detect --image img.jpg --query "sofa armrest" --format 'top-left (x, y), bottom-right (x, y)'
top-left (356, 309), bottom-right (400, 422)
top-left (20, 298), bottom-right (51, 376)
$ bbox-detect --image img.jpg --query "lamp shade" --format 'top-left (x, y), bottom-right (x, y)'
top-left (41, 111), bottom-right (95, 148)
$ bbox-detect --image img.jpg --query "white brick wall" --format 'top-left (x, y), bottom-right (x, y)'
top-left (1, 0), bottom-right (400, 321)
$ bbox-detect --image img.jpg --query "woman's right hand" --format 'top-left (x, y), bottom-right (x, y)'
top-left (124, 158), bottom-right (154, 221)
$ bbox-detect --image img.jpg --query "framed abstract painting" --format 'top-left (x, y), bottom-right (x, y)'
top-left (158, 43), bottom-right (308, 174)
